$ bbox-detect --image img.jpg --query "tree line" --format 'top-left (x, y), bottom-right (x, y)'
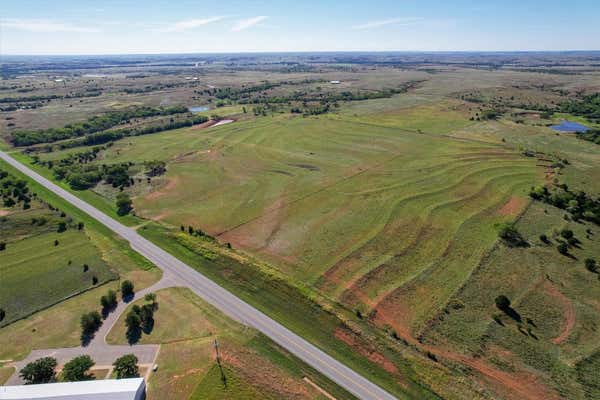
top-left (11, 105), bottom-right (189, 146)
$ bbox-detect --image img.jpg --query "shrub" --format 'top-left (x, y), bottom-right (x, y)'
top-left (498, 223), bottom-right (527, 247)
top-left (539, 234), bottom-right (549, 244)
top-left (495, 295), bottom-right (511, 311)
top-left (0, 308), bottom-right (5, 322)
top-left (0, 241), bottom-right (5, 251)
top-left (557, 242), bottom-right (569, 255)
top-left (560, 229), bottom-right (574, 239)
top-left (585, 258), bottom-right (597, 273)
top-left (20, 357), bottom-right (57, 384)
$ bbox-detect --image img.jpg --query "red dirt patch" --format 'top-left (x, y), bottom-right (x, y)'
top-left (191, 120), bottom-right (217, 130)
top-left (144, 177), bottom-right (179, 201)
top-left (221, 346), bottom-right (312, 399)
top-left (151, 210), bottom-right (171, 222)
top-left (371, 299), bottom-right (560, 400)
top-left (334, 328), bottom-right (398, 374)
top-left (545, 282), bottom-right (576, 345)
top-left (497, 196), bottom-right (527, 216)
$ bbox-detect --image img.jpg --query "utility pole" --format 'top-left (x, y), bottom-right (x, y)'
top-left (214, 337), bottom-right (227, 387)
top-left (214, 338), bottom-right (220, 363)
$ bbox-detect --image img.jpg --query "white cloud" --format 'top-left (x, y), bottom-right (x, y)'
top-left (352, 17), bottom-right (423, 30)
top-left (161, 17), bottom-right (225, 32)
top-left (232, 16), bottom-right (268, 32)
top-left (1, 18), bottom-right (99, 33)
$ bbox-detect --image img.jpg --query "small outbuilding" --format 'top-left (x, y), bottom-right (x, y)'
top-left (0, 378), bottom-right (145, 400)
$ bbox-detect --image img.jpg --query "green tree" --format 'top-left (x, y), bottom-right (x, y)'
top-left (560, 229), bottom-right (574, 239)
top-left (61, 355), bottom-right (95, 382)
top-left (125, 310), bottom-right (141, 331)
top-left (80, 311), bottom-right (102, 336)
top-left (495, 295), bottom-right (511, 311)
top-left (20, 357), bottom-right (57, 384)
top-left (557, 242), bottom-right (569, 255)
top-left (57, 221), bottom-right (67, 232)
top-left (116, 193), bottom-right (133, 216)
top-left (101, 289), bottom-right (118, 311)
top-left (0, 241), bottom-right (5, 251)
top-left (498, 223), bottom-right (527, 247)
top-left (0, 308), bottom-right (5, 322)
top-left (113, 354), bottom-right (139, 379)
top-left (121, 280), bottom-right (134, 298)
top-left (139, 304), bottom-right (155, 331)
top-left (144, 292), bottom-right (156, 305)
top-left (585, 258), bottom-right (597, 273)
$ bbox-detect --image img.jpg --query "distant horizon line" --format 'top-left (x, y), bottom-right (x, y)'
top-left (3, 49), bottom-right (600, 57)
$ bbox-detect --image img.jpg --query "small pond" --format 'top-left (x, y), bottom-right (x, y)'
top-left (189, 105), bottom-right (209, 113)
top-left (550, 120), bottom-right (589, 132)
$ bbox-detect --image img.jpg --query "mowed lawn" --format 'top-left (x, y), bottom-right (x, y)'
top-left (76, 109), bottom-right (541, 336)
top-left (0, 229), bottom-right (117, 325)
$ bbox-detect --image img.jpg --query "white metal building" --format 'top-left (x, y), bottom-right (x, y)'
top-left (0, 378), bottom-right (145, 400)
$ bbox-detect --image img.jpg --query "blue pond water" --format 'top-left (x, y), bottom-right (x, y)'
top-left (189, 105), bottom-right (209, 113)
top-left (550, 120), bottom-right (590, 132)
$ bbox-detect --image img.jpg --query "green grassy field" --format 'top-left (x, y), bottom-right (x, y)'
top-left (66, 109), bottom-right (540, 340)
top-left (424, 200), bottom-right (600, 398)
top-left (0, 228), bottom-right (117, 325)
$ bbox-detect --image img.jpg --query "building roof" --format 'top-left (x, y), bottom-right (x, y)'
top-left (0, 378), bottom-right (144, 400)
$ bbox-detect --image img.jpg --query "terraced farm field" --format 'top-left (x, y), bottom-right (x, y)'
top-left (60, 108), bottom-right (541, 338)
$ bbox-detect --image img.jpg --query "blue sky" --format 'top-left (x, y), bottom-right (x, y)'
top-left (2, 0), bottom-right (599, 54)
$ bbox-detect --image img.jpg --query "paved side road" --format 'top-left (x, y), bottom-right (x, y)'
top-left (5, 278), bottom-right (173, 385)
top-left (0, 151), bottom-right (397, 400)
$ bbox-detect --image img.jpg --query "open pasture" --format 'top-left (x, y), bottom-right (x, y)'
top-left (424, 201), bottom-right (600, 398)
top-left (84, 104), bottom-right (542, 338)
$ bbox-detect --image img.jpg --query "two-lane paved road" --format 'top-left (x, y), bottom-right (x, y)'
top-left (0, 150), bottom-right (397, 400)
